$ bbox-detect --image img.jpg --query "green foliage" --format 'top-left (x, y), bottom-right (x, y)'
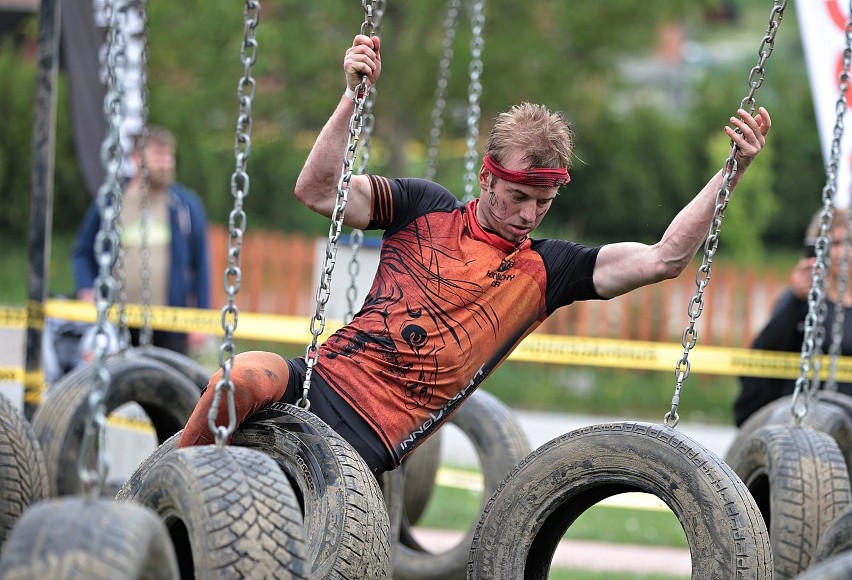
top-left (0, 38), bottom-right (35, 234)
top-left (0, 35), bottom-right (99, 241)
top-left (707, 129), bottom-right (777, 262)
top-left (0, 1), bottom-right (825, 252)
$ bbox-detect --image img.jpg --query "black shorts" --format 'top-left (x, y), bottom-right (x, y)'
top-left (283, 358), bottom-right (393, 475)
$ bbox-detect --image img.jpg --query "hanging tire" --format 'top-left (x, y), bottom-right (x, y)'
top-left (813, 504), bottom-right (852, 564)
top-left (31, 354), bottom-right (200, 496)
top-left (725, 394), bottom-right (852, 480)
top-left (0, 497), bottom-right (179, 579)
top-left (792, 551), bottom-right (852, 580)
top-left (133, 345), bottom-right (210, 391)
top-left (0, 393), bottom-right (49, 547)
top-left (119, 402), bottom-right (392, 579)
top-left (401, 428), bottom-right (443, 526)
top-left (131, 445), bottom-right (308, 578)
top-left (726, 424), bottom-right (852, 579)
top-left (394, 389), bottom-right (531, 580)
top-left (467, 421), bottom-right (772, 579)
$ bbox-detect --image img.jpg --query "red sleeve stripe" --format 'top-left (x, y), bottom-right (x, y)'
top-left (369, 175), bottom-right (393, 224)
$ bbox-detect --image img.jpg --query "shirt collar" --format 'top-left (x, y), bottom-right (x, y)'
top-left (464, 198), bottom-right (531, 253)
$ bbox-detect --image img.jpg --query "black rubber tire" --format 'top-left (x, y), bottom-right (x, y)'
top-left (394, 389), bottom-right (531, 580)
top-left (401, 428), bottom-right (443, 525)
top-left (467, 421), bottom-right (772, 579)
top-left (813, 504), bottom-right (852, 564)
top-left (0, 497), bottom-right (179, 579)
top-left (133, 345), bottom-right (210, 391)
top-left (119, 402), bottom-right (392, 579)
top-left (792, 551), bottom-right (852, 580)
top-left (132, 445), bottom-right (308, 578)
top-left (725, 392), bottom-right (852, 480)
top-left (31, 354), bottom-right (200, 496)
top-left (726, 424), bottom-right (852, 579)
top-left (0, 393), bottom-right (49, 547)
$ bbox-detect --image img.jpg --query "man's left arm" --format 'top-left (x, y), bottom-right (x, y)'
top-left (592, 107), bottom-right (771, 299)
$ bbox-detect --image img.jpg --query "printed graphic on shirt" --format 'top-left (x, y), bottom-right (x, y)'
top-left (318, 176), bottom-right (601, 463)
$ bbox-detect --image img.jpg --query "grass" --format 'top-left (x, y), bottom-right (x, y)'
top-left (0, 232), bottom-right (77, 305)
top-left (417, 471), bottom-right (688, 549)
top-left (415, 468), bottom-right (690, 579)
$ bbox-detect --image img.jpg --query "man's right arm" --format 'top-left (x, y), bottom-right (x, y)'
top-left (294, 34), bottom-right (381, 230)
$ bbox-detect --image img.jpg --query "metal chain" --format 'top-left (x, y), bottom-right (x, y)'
top-left (207, 0), bottom-right (260, 446)
top-left (78, 0), bottom-right (131, 498)
top-left (301, 0), bottom-right (376, 409)
top-left (113, 214), bottom-right (131, 350)
top-left (344, 229), bottom-right (364, 324)
top-left (461, 0), bottom-right (485, 202)
top-left (827, 202), bottom-right (852, 390)
top-left (345, 0), bottom-right (384, 325)
top-left (137, 0), bottom-right (153, 347)
top-left (354, 0), bottom-right (383, 176)
top-left (793, 3), bottom-right (852, 411)
top-left (665, 1), bottom-right (787, 428)
top-left (424, 0), bottom-right (460, 182)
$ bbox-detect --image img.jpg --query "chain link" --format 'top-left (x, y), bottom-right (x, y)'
top-left (137, 0), bottom-right (153, 347)
top-left (344, 0), bottom-right (384, 325)
top-left (424, 0), bottom-right (460, 182)
top-left (792, 2), bottom-right (852, 415)
top-left (301, 1), bottom-right (376, 409)
top-left (207, 0), bottom-right (260, 446)
top-left (462, 0), bottom-right (486, 202)
top-left (665, 1), bottom-right (787, 428)
top-left (345, 230), bottom-right (364, 324)
top-left (78, 0), bottom-right (131, 498)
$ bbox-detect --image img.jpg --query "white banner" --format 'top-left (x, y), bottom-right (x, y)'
top-left (796, 0), bottom-right (852, 206)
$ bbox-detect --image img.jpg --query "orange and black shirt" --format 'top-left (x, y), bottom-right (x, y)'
top-left (315, 176), bottom-right (603, 465)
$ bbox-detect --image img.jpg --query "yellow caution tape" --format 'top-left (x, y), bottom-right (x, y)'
top-left (0, 368), bottom-right (23, 383)
top-left (107, 413), bottom-right (155, 435)
top-left (0, 307), bottom-right (28, 328)
top-left (509, 334), bottom-right (852, 380)
top-left (2, 301), bottom-right (852, 381)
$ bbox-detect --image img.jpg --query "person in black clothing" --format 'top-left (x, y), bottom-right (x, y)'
top-left (733, 209), bottom-right (852, 426)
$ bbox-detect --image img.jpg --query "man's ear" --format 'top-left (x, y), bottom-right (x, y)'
top-left (478, 165), bottom-right (490, 189)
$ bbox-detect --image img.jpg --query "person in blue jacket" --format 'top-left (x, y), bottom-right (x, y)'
top-left (72, 125), bottom-right (210, 355)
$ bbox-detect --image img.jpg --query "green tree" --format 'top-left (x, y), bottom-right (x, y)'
top-left (705, 130), bottom-right (776, 262)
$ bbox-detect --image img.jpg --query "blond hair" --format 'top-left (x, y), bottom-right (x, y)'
top-left (484, 102), bottom-right (573, 170)
top-left (806, 208), bottom-right (851, 242)
top-left (132, 125), bottom-right (176, 153)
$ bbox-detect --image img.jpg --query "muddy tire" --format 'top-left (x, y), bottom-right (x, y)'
top-left (401, 429), bottom-right (443, 525)
top-left (132, 445), bottom-right (308, 578)
top-left (134, 345), bottom-right (210, 390)
top-left (726, 424), bottom-right (852, 579)
top-left (31, 355), bottom-right (200, 496)
top-left (0, 497), bottom-right (179, 579)
top-left (119, 402), bottom-right (392, 579)
top-left (0, 393), bottom-right (49, 546)
top-left (792, 551), bottom-right (852, 579)
top-left (467, 421), bottom-right (772, 579)
top-left (725, 393), bottom-right (852, 479)
top-left (813, 504), bottom-right (852, 564)
top-left (394, 389), bottom-right (530, 580)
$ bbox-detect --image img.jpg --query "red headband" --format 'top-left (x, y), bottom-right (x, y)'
top-left (482, 155), bottom-right (570, 187)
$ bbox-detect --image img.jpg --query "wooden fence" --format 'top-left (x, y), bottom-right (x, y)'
top-left (209, 225), bottom-right (786, 349)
